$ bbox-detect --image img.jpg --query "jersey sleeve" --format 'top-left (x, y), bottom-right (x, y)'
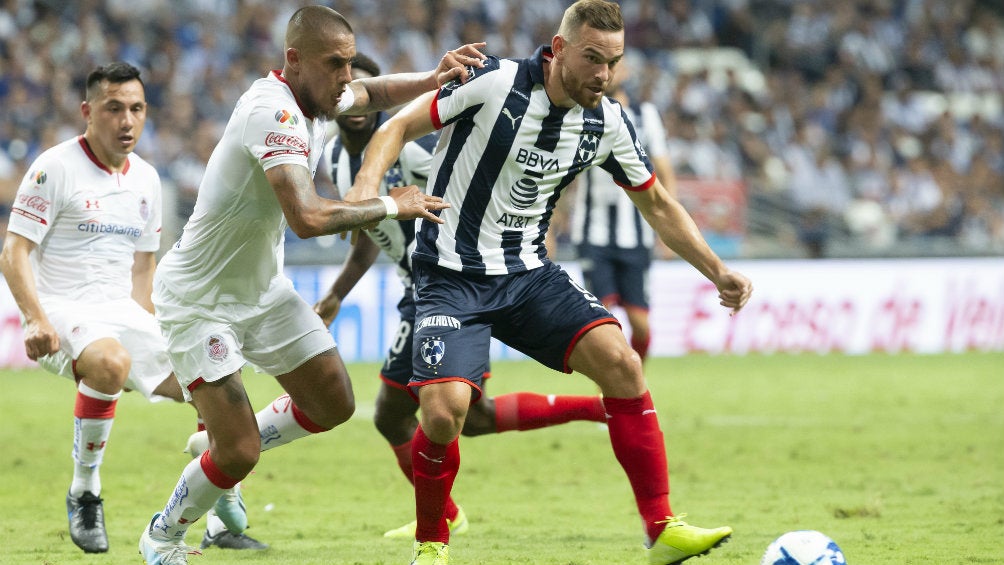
top-left (599, 106), bottom-right (656, 191)
top-left (429, 56), bottom-right (503, 130)
top-left (244, 101), bottom-right (311, 172)
top-left (6, 157), bottom-right (65, 244)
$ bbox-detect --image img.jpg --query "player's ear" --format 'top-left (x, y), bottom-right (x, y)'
top-left (552, 35), bottom-right (565, 60)
top-left (285, 47), bottom-right (301, 71)
top-left (80, 100), bottom-right (92, 122)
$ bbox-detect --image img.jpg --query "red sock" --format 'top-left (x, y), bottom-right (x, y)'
top-left (411, 427), bottom-right (460, 543)
top-left (74, 393), bottom-right (117, 419)
top-left (494, 392), bottom-right (605, 432)
top-left (392, 439), bottom-right (460, 522)
top-left (630, 333), bottom-right (650, 362)
top-left (603, 391), bottom-right (671, 543)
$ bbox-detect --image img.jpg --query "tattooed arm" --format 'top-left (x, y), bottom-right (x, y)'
top-left (266, 164), bottom-right (448, 239)
top-left (339, 43), bottom-right (486, 115)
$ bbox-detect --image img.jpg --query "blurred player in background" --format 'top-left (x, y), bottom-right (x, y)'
top-left (0, 62), bottom-right (266, 554)
top-left (312, 54), bottom-right (606, 541)
top-left (136, 6), bottom-right (485, 564)
top-left (344, 1), bottom-right (752, 563)
top-left (571, 60), bottom-right (676, 363)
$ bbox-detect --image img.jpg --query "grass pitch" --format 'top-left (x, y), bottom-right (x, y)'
top-left (0, 353), bottom-right (1001, 564)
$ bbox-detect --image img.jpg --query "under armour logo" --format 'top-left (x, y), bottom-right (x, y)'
top-left (86, 441), bottom-right (106, 451)
top-left (418, 451), bottom-right (445, 464)
top-left (85, 200), bottom-right (100, 209)
top-left (502, 108), bottom-right (522, 129)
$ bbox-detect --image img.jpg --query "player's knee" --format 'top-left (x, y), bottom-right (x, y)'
top-left (421, 408), bottom-right (465, 441)
top-left (80, 347), bottom-right (132, 390)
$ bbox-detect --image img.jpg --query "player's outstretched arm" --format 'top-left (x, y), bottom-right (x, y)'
top-left (627, 179), bottom-right (753, 314)
top-left (344, 92), bottom-right (439, 203)
top-left (268, 164), bottom-right (449, 239)
top-left (0, 233), bottom-right (60, 359)
top-left (341, 43), bottom-right (486, 115)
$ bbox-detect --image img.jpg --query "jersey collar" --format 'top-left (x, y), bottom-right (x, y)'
top-left (77, 135), bottom-right (130, 175)
top-left (528, 45), bottom-right (552, 86)
top-left (271, 70), bottom-right (315, 120)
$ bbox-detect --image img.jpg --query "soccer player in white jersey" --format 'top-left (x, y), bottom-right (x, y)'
top-left (344, 1), bottom-right (753, 564)
top-left (312, 54), bottom-right (607, 541)
top-left (135, 6), bottom-right (486, 565)
top-left (0, 62), bottom-right (266, 555)
top-left (571, 62), bottom-right (677, 364)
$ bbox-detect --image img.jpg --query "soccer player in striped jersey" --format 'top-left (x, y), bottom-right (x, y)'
top-left (344, 1), bottom-right (753, 564)
top-left (313, 54), bottom-right (606, 541)
top-left (571, 61), bottom-right (676, 364)
top-left (0, 62), bottom-right (266, 555)
top-left (135, 7), bottom-right (485, 565)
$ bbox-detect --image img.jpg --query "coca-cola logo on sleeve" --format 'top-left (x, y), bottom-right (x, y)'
top-left (265, 132), bottom-right (308, 152)
top-left (17, 194), bottom-right (50, 213)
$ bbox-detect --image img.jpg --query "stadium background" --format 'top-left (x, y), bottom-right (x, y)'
top-left (1, 0), bottom-right (1002, 365)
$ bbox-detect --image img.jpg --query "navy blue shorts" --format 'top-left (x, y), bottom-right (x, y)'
top-left (410, 261), bottom-right (619, 399)
top-left (577, 243), bottom-right (651, 309)
top-left (379, 289), bottom-right (494, 391)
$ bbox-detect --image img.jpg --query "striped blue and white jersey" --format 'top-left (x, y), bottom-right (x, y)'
top-left (417, 45), bottom-right (655, 275)
top-left (327, 113), bottom-right (437, 288)
top-left (571, 101), bottom-right (667, 250)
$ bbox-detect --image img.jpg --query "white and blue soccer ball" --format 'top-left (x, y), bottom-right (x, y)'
top-left (760, 530), bottom-right (847, 565)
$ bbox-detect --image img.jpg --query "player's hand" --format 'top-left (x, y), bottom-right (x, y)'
top-left (389, 185), bottom-right (450, 223)
top-left (715, 270), bottom-right (753, 315)
top-left (23, 318), bottom-right (60, 360)
top-left (435, 42), bottom-right (487, 85)
top-left (313, 293), bottom-right (343, 327)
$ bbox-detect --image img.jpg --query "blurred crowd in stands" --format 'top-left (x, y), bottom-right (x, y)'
top-left (1, 0), bottom-right (1002, 259)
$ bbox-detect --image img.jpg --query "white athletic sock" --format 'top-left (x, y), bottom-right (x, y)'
top-left (70, 383), bottom-right (121, 497)
top-left (150, 454), bottom-right (229, 542)
top-left (255, 394), bottom-right (325, 451)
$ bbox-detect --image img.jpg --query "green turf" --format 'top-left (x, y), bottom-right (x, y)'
top-left (0, 353), bottom-right (1001, 564)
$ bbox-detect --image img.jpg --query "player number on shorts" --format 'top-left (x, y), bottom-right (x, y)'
top-left (569, 278), bottom-right (600, 303)
top-left (390, 319), bottom-right (412, 355)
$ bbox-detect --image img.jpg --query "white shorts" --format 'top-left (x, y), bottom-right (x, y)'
top-left (35, 297), bottom-right (174, 401)
top-left (154, 276), bottom-right (336, 401)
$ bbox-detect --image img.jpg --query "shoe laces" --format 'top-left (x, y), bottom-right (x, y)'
top-left (655, 513), bottom-right (688, 528)
top-left (416, 541), bottom-right (448, 557)
top-left (157, 543), bottom-right (202, 564)
top-left (76, 493), bottom-right (104, 529)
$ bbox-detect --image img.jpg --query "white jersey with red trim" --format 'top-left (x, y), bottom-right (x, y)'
top-left (416, 45), bottom-right (655, 275)
top-left (7, 136), bottom-right (162, 303)
top-left (156, 71), bottom-right (335, 304)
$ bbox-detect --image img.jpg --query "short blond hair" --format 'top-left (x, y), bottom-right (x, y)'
top-left (557, 0), bottom-right (624, 42)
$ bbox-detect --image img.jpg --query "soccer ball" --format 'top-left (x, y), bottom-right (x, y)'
top-left (760, 530), bottom-right (847, 565)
